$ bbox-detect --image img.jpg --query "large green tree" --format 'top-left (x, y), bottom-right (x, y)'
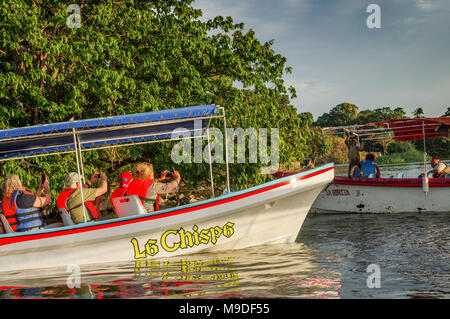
top-left (355, 107), bottom-right (406, 124)
top-left (315, 104), bottom-right (407, 128)
top-left (315, 103), bottom-right (359, 127)
top-left (0, 0), bottom-right (317, 198)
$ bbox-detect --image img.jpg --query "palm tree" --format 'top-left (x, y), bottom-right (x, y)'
top-left (413, 107), bottom-right (424, 118)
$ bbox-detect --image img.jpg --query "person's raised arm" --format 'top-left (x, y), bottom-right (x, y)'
top-left (146, 170), bottom-right (181, 198)
top-left (172, 170), bottom-right (181, 184)
top-left (164, 170), bottom-right (181, 193)
top-left (33, 178), bottom-right (51, 208)
top-left (95, 172), bottom-right (108, 197)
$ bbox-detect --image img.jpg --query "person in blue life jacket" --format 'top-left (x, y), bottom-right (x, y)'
top-left (1, 174), bottom-right (51, 232)
top-left (358, 153), bottom-right (381, 178)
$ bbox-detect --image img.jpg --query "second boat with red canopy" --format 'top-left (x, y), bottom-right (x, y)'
top-left (274, 117), bottom-right (450, 214)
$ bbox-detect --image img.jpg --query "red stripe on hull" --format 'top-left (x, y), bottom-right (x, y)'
top-left (333, 176), bottom-right (450, 187)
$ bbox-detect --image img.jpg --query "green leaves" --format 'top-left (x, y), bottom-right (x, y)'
top-left (315, 104), bottom-right (408, 128)
top-left (0, 0), bottom-right (320, 194)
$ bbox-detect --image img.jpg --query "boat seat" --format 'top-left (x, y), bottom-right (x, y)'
top-left (367, 173), bottom-right (377, 178)
top-left (0, 213), bottom-right (64, 233)
top-left (43, 222), bottom-right (64, 229)
top-left (112, 195), bottom-right (147, 218)
top-left (0, 213), bottom-right (14, 233)
top-left (445, 174), bottom-right (450, 178)
top-left (59, 208), bottom-right (75, 226)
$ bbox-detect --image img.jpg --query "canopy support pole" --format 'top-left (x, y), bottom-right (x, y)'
top-left (422, 121), bottom-right (429, 195)
top-left (72, 128), bottom-right (87, 223)
top-left (222, 110), bottom-right (231, 194)
top-left (423, 120), bottom-right (427, 174)
top-left (206, 127), bottom-right (214, 198)
top-left (77, 135), bottom-right (86, 185)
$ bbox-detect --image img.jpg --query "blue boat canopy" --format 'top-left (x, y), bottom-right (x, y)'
top-left (0, 104), bottom-right (222, 160)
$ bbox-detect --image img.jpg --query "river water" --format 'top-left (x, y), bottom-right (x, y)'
top-left (0, 163), bottom-right (448, 299)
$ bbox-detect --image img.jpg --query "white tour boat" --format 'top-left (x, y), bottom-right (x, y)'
top-left (0, 105), bottom-right (334, 272)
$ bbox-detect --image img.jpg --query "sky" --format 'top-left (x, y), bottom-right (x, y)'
top-left (193, 0), bottom-right (450, 120)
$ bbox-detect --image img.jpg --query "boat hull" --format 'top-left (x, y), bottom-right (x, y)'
top-left (0, 164), bottom-right (334, 273)
top-left (311, 176), bottom-right (450, 214)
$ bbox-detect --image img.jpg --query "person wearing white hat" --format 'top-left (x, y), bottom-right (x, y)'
top-left (56, 172), bottom-right (108, 224)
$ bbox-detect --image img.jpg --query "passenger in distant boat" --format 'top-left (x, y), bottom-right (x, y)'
top-left (360, 153), bottom-right (381, 178)
top-left (126, 162), bottom-right (181, 212)
top-left (110, 171), bottom-right (134, 206)
top-left (427, 157), bottom-right (450, 178)
top-left (344, 129), bottom-right (363, 178)
top-left (1, 174), bottom-right (51, 232)
top-left (57, 172), bottom-right (108, 224)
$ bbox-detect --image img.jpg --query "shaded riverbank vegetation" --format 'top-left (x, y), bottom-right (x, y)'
top-left (313, 103), bottom-right (449, 165)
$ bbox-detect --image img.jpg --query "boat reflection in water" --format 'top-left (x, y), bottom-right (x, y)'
top-left (0, 243), bottom-right (342, 299)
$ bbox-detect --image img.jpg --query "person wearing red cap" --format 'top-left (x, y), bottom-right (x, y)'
top-left (110, 172), bottom-right (134, 206)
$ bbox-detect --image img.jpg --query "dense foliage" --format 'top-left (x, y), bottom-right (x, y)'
top-left (387, 141), bottom-right (416, 154)
top-left (315, 103), bottom-right (449, 163)
top-left (315, 103), bottom-right (407, 128)
top-left (0, 0), bottom-right (325, 199)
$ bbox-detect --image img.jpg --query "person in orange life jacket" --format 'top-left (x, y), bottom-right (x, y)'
top-left (1, 174), bottom-right (51, 232)
top-left (126, 162), bottom-right (181, 212)
top-left (110, 171), bottom-right (133, 206)
top-left (56, 172), bottom-right (108, 224)
top-left (359, 153), bottom-right (381, 178)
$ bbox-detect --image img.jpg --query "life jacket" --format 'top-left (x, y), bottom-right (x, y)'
top-left (444, 163), bottom-right (450, 175)
top-left (2, 189), bottom-right (44, 232)
top-left (432, 162), bottom-right (450, 178)
top-left (56, 188), bottom-right (98, 220)
top-left (437, 163), bottom-right (450, 173)
top-left (111, 172), bottom-right (134, 206)
top-left (361, 160), bottom-right (377, 178)
top-left (110, 186), bottom-right (128, 206)
top-left (126, 178), bottom-right (160, 210)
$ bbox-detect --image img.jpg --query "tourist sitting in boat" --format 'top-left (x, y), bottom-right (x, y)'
top-left (110, 171), bottom-right (134, 206)
top-left (56, 172), bottom-right (108, 224)
top-left (358, 153), bottom-right (381, 178)
top-left (427, 157), bottom-right (450, 178)
top-left (1, 174), bottom-right (51, 232)
top-left (126, 162), bottom-right (181, 212)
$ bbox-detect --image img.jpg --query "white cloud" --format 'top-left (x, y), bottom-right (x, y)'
top-left (285, 78), bottom-right (338, 115)
top-left (416, 0), bottom-right (450, 11)
top-left (194, 0), bottom-right (250, 21)
top-left (193, 0), bottom-right (310, 40)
